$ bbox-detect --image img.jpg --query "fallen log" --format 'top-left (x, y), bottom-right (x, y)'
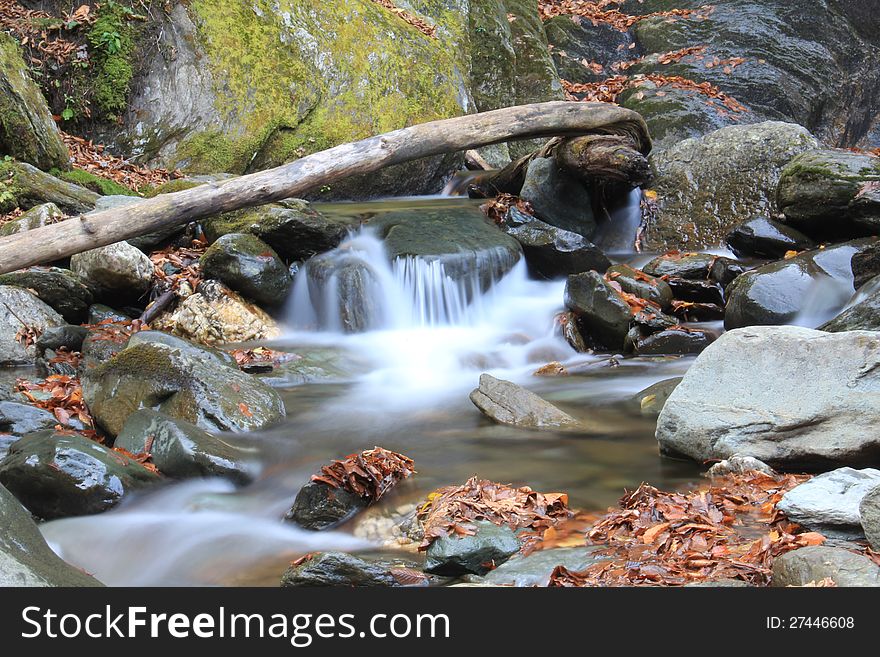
top-left (0, 101), bottom-right (650, 274)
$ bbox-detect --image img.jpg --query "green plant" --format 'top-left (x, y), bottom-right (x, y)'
top-left (61, 94), bottom-right (77, 121)
top-left (96, 30), bottom-right (123, 55)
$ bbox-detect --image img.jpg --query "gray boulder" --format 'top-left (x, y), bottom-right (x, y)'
top-left (200, 233), bottom-right (291, 307)
top-left (281, 552), bottom-right (411, 587)
top-left (777, 468), bottom-right (880, 537)
top-left (0, 483), bottom-right (102, 586)
top-left (859, 486), bottom-right (880, 551)
top-left (0, 203), bottom-right (64, 237)
top-left (425, 520), bottom-right (520, 576)
top-left (725, 216), bottom-right (815, 259)
top-left (656, 326), bottom-right (880, 468)
top-left (771, 546), bottom-right (880, 587)
top-left (0, 267), bottom-right (93, 323)
top-left (469, 374), bottom-right (581, 430)
top-left (70, 241), bottom-right (154, 303)
top-left (564, 271), bottom-right (633, 349)
top-left (520, 157), bottom-right (596, 238)
top-left (0, 285), bottom-right (65, 366)
top-left (477, 546), bottom-right (604, 587)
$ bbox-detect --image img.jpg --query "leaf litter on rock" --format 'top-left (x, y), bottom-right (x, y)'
top-left (311, 447), bottom-right (416, 504)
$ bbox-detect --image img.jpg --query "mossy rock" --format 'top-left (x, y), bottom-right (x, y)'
top-left (0, 33), bottom-right (69, 171)
top-left (0, 160), bottom-right (98, 213)
top-left (0, 202), bottom-right (64, 236)
top-left (51, 168), bottom-right (138, 197)
top-left (200, 233), bottom-right (292, 306)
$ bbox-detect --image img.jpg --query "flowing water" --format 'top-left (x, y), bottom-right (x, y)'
top-left (44, 193), bottom-right (841, 587)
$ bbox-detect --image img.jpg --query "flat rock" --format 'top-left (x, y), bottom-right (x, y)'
top-left (777, 468), bottom-right (880, 536)
top-left (771, 546), bottom-right (880, 587)
top-left (469, 374), bottom-right (581, 430)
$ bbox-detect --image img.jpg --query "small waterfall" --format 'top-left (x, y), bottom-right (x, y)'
top-left (592, 188), bottom-right (644, 254)
top-left (286, 228), bottom-right (517, 332)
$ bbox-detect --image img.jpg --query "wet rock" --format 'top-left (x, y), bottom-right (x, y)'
top-left (153, 280), bottom-right (280, 345)
top-left (707, 456), bottom-right (775, 478)
top-left (0, 267), bottom-right (93, 323)
top-left (777, 149), bottom-right (880, 239)
top-left (0, 483), bottom-right (103, 586)
top-left (0, 33), bottom-right (70, 171)
top-left (519, 157), bottom-right (596, 238)
top-left (82, 332), bottom-right (285, 436)
top-left (544, 14), bottom-right (633, 84)
top-left (87, 304), bottom-right (131, 324)
top-left (501, 207), bottom-right (610, 278)
top-left (0, 430), bottom-right (160, 519)
top-left (0, 285), bottom-right (65, 366)
top-left (424, 520), bottom-right (520, 576)
top-left (724, 238), bottom-right (875, 329)
top-left (281, 552), bottom-right (404, 587)
top-left (555, 311), bottom-right (590, 353)
top-left (35, 325), bottom-right (88, 357)
top-left (564, 271), bottom-right (633, 349)
top-left (0, 401), bottom-right (56, 440)
top-left (469, 373), bottom-right (581, 430)
top-left (642, 252), bottom-right (717, 280)
top-left (204, 201), bottom-right (355, 262)
top-left (79, 321), bottom-right (130, 371)
top-left (821, 284), bottom-right (880, 332)
top-left (114, 409), bottom-right (252, 483)
top-left (477, 546), bottom-right (605, 587)
top-left (777, 468), bottom-right (880, 537)
top-left (285, 480), bottom-right (368, 531)
top-left (771, 546), bottom-right (880, 587)
top-left (200, 233), bottom-right (291, 307)
top-left (70, 242), bottom-right (153, 304)
top-left (860, 487), bottom-right (880, 551)
top-left (852, 242), bottom-right (880, 289)
top-left (635, 328), bottom-right (714, 356)
top-left (606, 264), bottom-right (673, 310)
top-left (252, 346), bottom-right (369, 387)
top-left (303, 253), bottom-right (385, 333)
top-left (634, 377), bottom-right (682, 417)
top-left (710, 257), bottom-right (750, 288)
top-left (670, 302), bottom-right (725, 323)
top-left (641, 122), bottom-right (818, 251)
top-left (656, 326), bottom-right (880, 468)
top-left (0, 203), bottom-right (64, 237)
top-left (725, 216), bottom-right (815, 259)
top-left (665, 277), bottom-right (724, 305)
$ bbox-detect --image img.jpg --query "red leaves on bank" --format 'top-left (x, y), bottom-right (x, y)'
top-left (311, 447), bottom-right (416, 504)
top-left (15, 374), bottom-right (95, 433)
top-left (538, 1), bottom-right (714, 32)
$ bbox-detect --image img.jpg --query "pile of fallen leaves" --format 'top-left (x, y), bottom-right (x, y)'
top-left (538, 0), bottom-right (714, 31)
top-left (371, 0), bottom-right (437, 38)
top-left (62, 132), bottom-right (182, 192)
top-left (83, 317), bottom-right (148, 343)
top-left (548, 471), bottom-right (827, 587)
top-left (417, 476), bottom-right (573, 550)
top-left (149, 237), bottom-right (208, 294)
top-left (15, 374), bottom-right (95, 432)
top-left (229, 347), bottom-right (300, 371)
top-left (480, 193), bottom-right (535, 225)
top-left (311, 447), bottom-right (416, 504)
top-left (0, 1), bottom-right (91, 66)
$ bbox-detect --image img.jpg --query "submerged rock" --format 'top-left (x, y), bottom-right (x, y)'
top-left (281, 552), bottom-right (410, 587)
top-left (0, 285), bottom-right (65, 366)
top-left (564, 271), bottom-right (633, 350)
top-left (0, 267), bottom-right (93, 324)
top-left (519, 157), bottom-right (596, 238)
top-left (777, 468), bottom-right (880, 537)
top-left (285, 480), bottom-right (368, 531)
top-left (725, 216), bottom-right (815, 259)
top-left (0, 430), bottom-right (160, 519)
top-left (0, 483), bottom-right (102, 586)
top-left (469, 374), bottom-right (581, 430)
top-left (70, 241), bottom-right (153, 304)
top-left (656, 326), bottom-right (880, 468)
top-left (501, 207), bottom-right (610, 279)
top-left (425, 520), bottom-right (520, 576)
top-left (114, 409), bottom-right (252, 483)
top-left (771, 546), bottom-right (880, 587)
top-left (200, 233), bottom-right (291, 307)
top-left (860, 487), bottom-right (880, 551)
top-left (633, 377), bottom-right (682, 417)
top-left (82, 331), bottom-right (285, 436)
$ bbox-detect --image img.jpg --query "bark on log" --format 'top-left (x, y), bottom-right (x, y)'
top-left (0, 102), bottom-right (650, 274)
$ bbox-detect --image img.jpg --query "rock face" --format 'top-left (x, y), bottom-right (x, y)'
top-left (0, 267), bottom-right (93, 324)
top-left (469, 374), bottom-right (581, 430)
top-left (82, 331), bottom-right (285, 436)
top-left (777, 149), bottom-right (880, 238)
top-left (114, 409), bottom-right (252, 483)
top-left (0, 33), bottom-right (69, 170)
top-left (519, 157), bottom-right (596, 238)
top-left (0, 202), bottom-right (64, 237)
top-left (154, 280), bottom-right (280, 345)
top-left (822, 284), bottom-right (880, 332)
top-left (202, 201), bottom-right (355, 262)
top-left (0, 285), bottom-right (65, 366)
top-left (0, 431), bottom-right (160, 519)
top-left (285, 480), bottom-right (368, 531)
top-left (281, 552), bottom-right (400, 587)
top-left (771, 546), bottom-right (880, 587)
top-left (725, 216), bottom-right (815, 259)
top-left (70, 242), bottom-right (153, 303)
top-left (777, 468), bottom-right (880, 537)
top-left (656, 326), bottom-right (880, 468)
top-left (564, 271), bottom-right (633, 349)
top-left (641, 122), bottom-right (818, 251)
top-left (501, 207), bottom-right (610, 278)
top-left (724, 239), bottom-right (875, 329)
top-left (425, 520), bottom-right (520, 576)
top-left (0, 483), bottom-right (102, 586)
top-left (860, 486), bottom-right (880, 551)
top-left (200, 233), bottom-right (291, 307)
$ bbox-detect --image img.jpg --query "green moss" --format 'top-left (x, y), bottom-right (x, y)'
top-left (0, 158), bottom-right (23, 212)
top-left (87, 2), bottom-right (136, 118)
top-left (179, 0), bottom-right (466, 173)
top-left (50, 167), bottom-right (138, 196)
top-left (144, 178), bottom-right (205, 197)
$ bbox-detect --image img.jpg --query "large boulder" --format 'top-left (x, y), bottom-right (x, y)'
top-left (860, 486), bottom-right (880, 551)
top-left (725, 216), bottom-right (815, 259)
top-left (777, 149), bottom-right (880, 239)
top-left (564, 271), bottom-right (633, 349)
top-left (0, 483), bottom-right (102, 586)
top-left (0, 33), bottom-right (69, 170)
top-left (0, 267), bottom-right (93, 324)
top-left (771, 546), bottom-right (880, 587)
top-left (777, 468), bottom-right (880, 537)
top-left (724, 238), bottom-right (875, 329)
top-left (82, 331), bottom-right (285, 436)
top-left (641, 122), bottom-right (819, 251)
top-left (0, 285), bottom-right (65, 366)
top-left (519, 157), bottom-right (596, 238)
top-left (0, 431), bottom-right (160, 519)
top-left (70, 241), bottom-right (154, 303)
top-left (469, 374), bottom-right (581, 430)
top-left (656, 326), bottom-right (880, 468)
top-left (200, 233), bottom-right (291, 307)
